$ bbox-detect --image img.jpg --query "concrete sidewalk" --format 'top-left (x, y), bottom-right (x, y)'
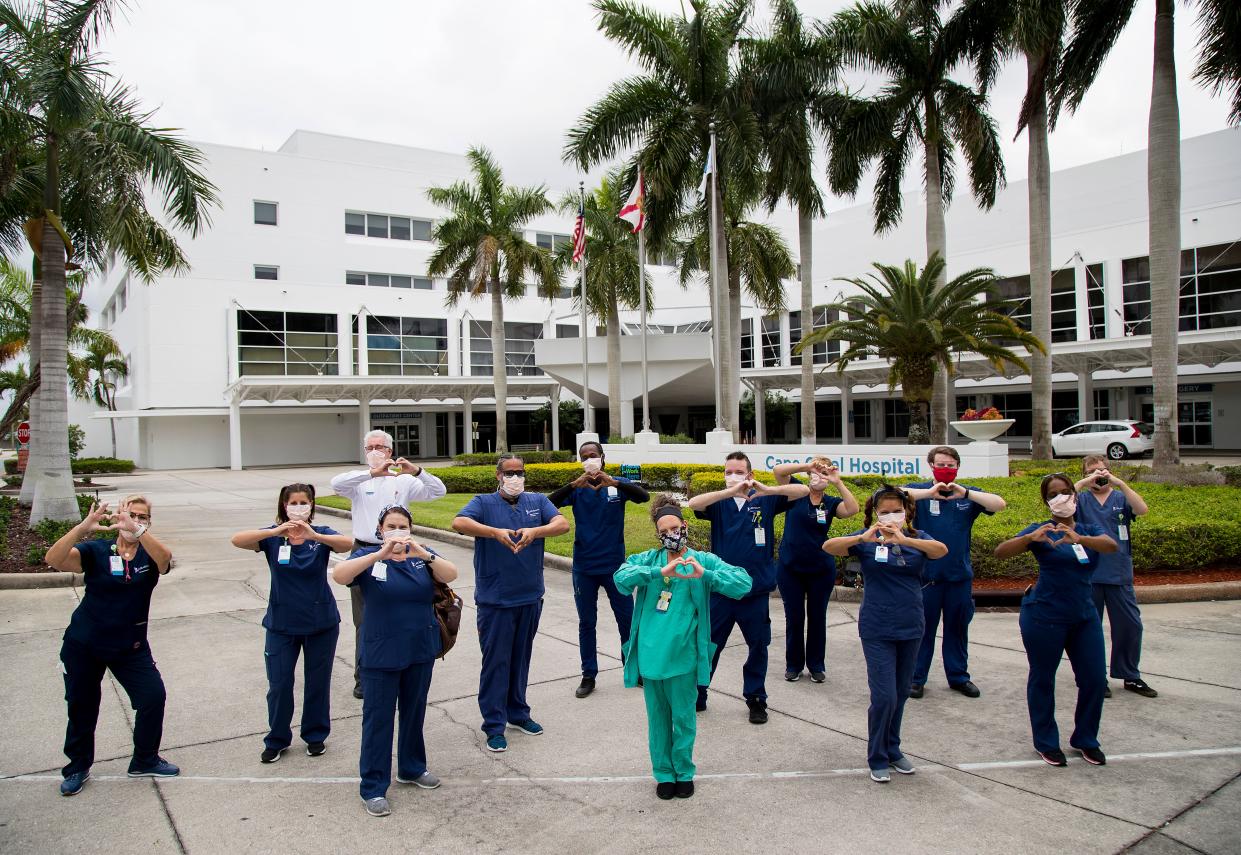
top-left (1, 465), bottom-right (1239, 855)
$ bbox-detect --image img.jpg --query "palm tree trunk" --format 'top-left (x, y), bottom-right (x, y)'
top-left (490, 278), bottom-right (509, 453)
top-left (1027, 51), bottom-right (1055, 460)
top-left (1148, 0), bottom-right (1181, 467)
top-left (798, 205), bottom-right (816, 444)
top-left (606, 301), bottom-right (622, 439)
top-left (924, 136), bottom-right (949, 444)
top-left (19, 274), bottom-right (41, 506)
top-left (108, 392), bottom-right (118, 459)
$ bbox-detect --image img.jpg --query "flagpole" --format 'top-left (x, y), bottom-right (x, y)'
top-left (708, 121), bottom-right (723, 432)
top-left (638, 224), bottom-right (649, 433)
top-left (578, 180), bottom-right (592, 436)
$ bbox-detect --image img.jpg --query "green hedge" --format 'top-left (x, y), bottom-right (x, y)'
top-left (426, 462), bottom-right (731, 494)
top-left (3, 457), bottom-right (135, 475)
top-left (451, 451), bottom-right (574, 466)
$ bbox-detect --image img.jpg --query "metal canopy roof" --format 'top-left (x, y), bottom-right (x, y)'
top-left (223, 374), bottom-right (559, 405)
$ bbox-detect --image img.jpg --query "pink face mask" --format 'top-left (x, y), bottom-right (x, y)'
top-left (1047, 493), bottom-right (1077, 518)
top-left (366, 449), bottom-right (389, 468)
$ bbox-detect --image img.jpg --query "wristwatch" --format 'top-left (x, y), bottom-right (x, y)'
top-left (964, 488), bottom-right (971, 500)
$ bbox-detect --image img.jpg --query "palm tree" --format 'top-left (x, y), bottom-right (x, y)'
top-left (825, 0), bottom-right (1006, 443)
top-left (1054, 0), bottom-right (1240, 467)
top-left (426, 146), bottom-right (558, 453)
top-left (0, 0), bottom-right (217, 522)
top-left (797, 254), bottom-right (1046, 443)
top-left (556, 167), bottom-right (654, 440)
top-left (69, 336), bottom-right (126, 458)
top-left (564, 0), bottom-right (762, 438)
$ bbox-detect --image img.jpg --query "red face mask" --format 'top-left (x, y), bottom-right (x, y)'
top-left (932, 466), bottom-right (958, 484)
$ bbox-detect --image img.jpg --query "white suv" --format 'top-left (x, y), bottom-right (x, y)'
top-left (1049, 420), bottom-right (1154, 460)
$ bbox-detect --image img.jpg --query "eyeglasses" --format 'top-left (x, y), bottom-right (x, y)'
top-left (130, 513), bottom-right (151, 522)
top-left (364, 444), bottom-right (391, 452)
top-left (500, 471), bottom-right (526, 478)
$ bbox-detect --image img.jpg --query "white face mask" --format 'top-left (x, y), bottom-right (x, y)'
top-left (724, 473), bottom-right (746, 488)
top-left (582, 458), bottom-right (602, 474)
top-left (1047, 493), bottom-right (1077, 518)
top-left (877, 511), bottom-right (906, 526)
top-left (500, 476), bottom-right (526, 497)
top-left (383, 527), bottom-right (411, 541)
top-left (119, 528), bottom-right (141, 542)
top-left (286, 503), bottom-right (312, 521)
top-left (808, 473), bottom-right (828, 490)
top-left (366, 449), bottom-right (390, 468)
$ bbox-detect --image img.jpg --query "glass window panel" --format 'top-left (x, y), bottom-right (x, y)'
top-left (287, 313), bottom-right (336, 333)
top-left (254, 265), bottom-right (279, 280)
top-left (390, 275), bottom-right (413, 289)
top-left (345, 212), bottom-right (365, 235)
top-left (253, 201), bottom-right (278, 226)
top-left (239, 310), bottom-right (283, 331)
top-left (556, 324), bottom-right (579, 338)
top-left (413, 277), bottom-right (433, 290)
top-left (1122, 256), bottom-right (1149, 283)
top-left (368, 274), bottom-right (390, 288)
top-left (411, 219), bottom-right (432, 241)
top-left (1087, 263), bottom-right (1106, 339)
top-left (389, 217), bottom-right (411, 240)
top-left (367, 214), bottom-right (388, 239)
top-left (535, 233), bottom-right (554, 250)
top-left (345, 271), bottom-right (366, 286)
top-left (553, 234), bottom-right (571, 251)
top-left (761, 315), bottom-right (781, 367)
top-left (1197, 242), bottom-right (1241, 275)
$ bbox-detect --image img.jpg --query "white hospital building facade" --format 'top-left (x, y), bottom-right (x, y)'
top-left (76, 128), bottom-right (1241, 468)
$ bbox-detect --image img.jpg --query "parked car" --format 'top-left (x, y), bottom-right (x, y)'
top-left (1046, 420), bottom-right (1154, 460)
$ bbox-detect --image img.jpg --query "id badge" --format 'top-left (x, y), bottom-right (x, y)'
top-left (277, 544), bottom-right (292, 565)
top-left (929, 499), bottom-right (941, 516)
top-left (373, 562), bottom-right (388, 582)
top-left (815, 508), bottom-right (827, 524)
top-left (1071, 544), bottom-right (1089, 564)
top-left (656, 590), bottom-right (672, 612)
top-left (875, 545), bottom-right (889, 564)
top-left (110, 555), bottom-right (124, 576)
top-left (1117, 524), bottom-right (1129, 541)
top-left (754, 527), bottom-right (766, 546)
top-left (607, 486), bottom-right (618, 500)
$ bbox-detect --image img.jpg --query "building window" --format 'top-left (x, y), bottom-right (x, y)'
top-left (997, 270), bottom-right (1076, 342)
top-left (1052, 389), bottom-right (1080, 432)
top-left (1093, 389), bottom-right (1110, 420)
top-left (991, 392), bottom-right (1033, 436)
top-left (253, 201), bottom-right (278, 226)
top-left (347, 271), bottom-right (435, 290)
top-left (346, 271), bottom-right (366, 286)
top-left (469, 320), bottom-right (544, 377)
top-left (1180, 242), bottom-right (1241, 331)
top-left (411, 219), bottom-right (432, 241)
top-left (883, 398), bottom-right (910, 439)
top-left (740, 317), bottom-right (755, 369)
top-left (535, 233), bottom-right (571, 253)
top-left (345, 210), bottom-right (433, 241)
top-left (238, 310), bottom-right (338, 376)
top-left (355, 315), bottom-right (447, 376)
top-left (345, 212), bottom-right (365, 235)
top-left (760, 315), bottom-right (781, 367)
top-left (389, 217), bottom-right (411, 241)
top-left (1086, 263), bottom-right (1106, 339)
top-left (414, 276), bottom-right (433, 290)
top-left (852, 399), bottom-right (872, 439)
top-left (955, 395), bottom-right (978, 418)
top-left (555, 323), bottom-right (579, 338)
top-left (254, 265), bottom-right (279, 280)
top-left (790, 306), bottom-right (837, 365)
top-left (815, 400), bottom-right (842, 441)
top-left (1121, 256), bottom-right (1151, 336)
top-left (366, 214), bottom-right (388, 239)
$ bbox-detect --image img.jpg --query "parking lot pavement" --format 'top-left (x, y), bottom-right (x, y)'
top-left (1, 466), bottom-right (1239, 854)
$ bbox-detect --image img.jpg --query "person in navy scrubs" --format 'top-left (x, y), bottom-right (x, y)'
top-left (230, 483), bottom-right (353, 764)
top-left (46, 496), bottom-right (176, 797)
top-left (994, 474), bottom-right (1117, 768)
top-left (452, 454), bottom-right (570, 752)
top-left (825, 486), bottom-right (947, 783)
top-left (1074, 455), bottom-right (1157, 699)
top-left (905, 445), bottom-right (1006, 700)
top-left (772, 456), bottom-right (859, 683)
top-left (686, 452), bottom-right (808, 723)
top-left (548, 441), bottom-right (649, 698)
top-left (332, 505), bottom-right (459, 818)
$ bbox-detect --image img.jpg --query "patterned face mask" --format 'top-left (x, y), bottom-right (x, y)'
top-left (659, 528), bottom-right (688, 552)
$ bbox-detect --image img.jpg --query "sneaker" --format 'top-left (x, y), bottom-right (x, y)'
top-left (870, 768), bottom-right (891, 783)
top-left (396, 771), bottom-right (441, 789)
top-left (364, 796), bottom-right (391, 817)
top-left (575, 677), bottom-right (596, 698)
top-left (809, 672), bottom-right (826, 683)
top-left (1124, 679), bottom-right (1158, 698)
top-left (1078, 747), bottom-right (1107, 766)
top-left (509, 719), bottom-right (544, 736)
top-left (674, 780), bottom-right (695, 798)
top-left (1037, 749), bottom-right (1068, 767)
top-left (747, 699), bottom-right (768, 725)
top-left (486, 734), bottom-right (508, 753)
top-left (260, 747), bottom-right (285, 764)
top-left (890, 756), bottom-right (915, 775)
top-left (784, 670), bottom-right (801, 682)
top-left (60, 771), bottom-right (89, 797)
top-left (1103, 684), bottom-right (1113, 699)
top-left (306, 742), bottom-right (326, 757)
top-left (909, 683), bottom-right (924, 699)
top-left (128, 757), bottom-right (180, 778)
top-left (655, 782), bottom-right (675, 800)
top-left (950, 680), bottom-right (981, 698)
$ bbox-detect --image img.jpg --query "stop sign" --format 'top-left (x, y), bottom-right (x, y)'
top-left (16, 422), bottom-right (30, 445)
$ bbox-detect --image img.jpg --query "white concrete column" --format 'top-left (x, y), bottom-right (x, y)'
top-left (1103, 258), bottom-right (1126, 339)
top-left (446, 313), bottom-right (461, 376)
top-left (357, 312), bottom-right (369, 376)
top-left (620, 398), bottom-right (635, 438)
top-left (550, 385), bottom-right (561, 451)
top-left (1072, 254), bottom-right (1090, 342)
top-left (754, 384), bottom-right (766, 444)
top-left (779, 312), bottom-right (792, 366)
top-left (463, 397), bottom-right (474, 454)
top-left (337, 311), bottom-right (352, 376)
top-left (448, 411), bottom-right (458, 457)
top-left (358, 398), bottom-right (371, 464)
top-left (228, 398), bottom-right (242, 471)
top-left (841, 384), bottom-right (854, 445)
top-left (1078, 370), bottom-right (1094, 424)
top-left (226, 307), bottom-right (240, 384)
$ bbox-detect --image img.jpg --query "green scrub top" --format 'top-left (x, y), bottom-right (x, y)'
top-left (636, 574), bottom-right (700, 680)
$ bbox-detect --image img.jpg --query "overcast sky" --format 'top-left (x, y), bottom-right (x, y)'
top-left (96, 0), bottom-right (1233, 217)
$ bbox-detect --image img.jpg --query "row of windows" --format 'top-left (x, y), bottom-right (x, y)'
top-left (344, 211), bottom-right (434, 241)
top-left (345, 271), bottom-right (434, 290)
top-left (1122, 241), bottom-right (1241, 335)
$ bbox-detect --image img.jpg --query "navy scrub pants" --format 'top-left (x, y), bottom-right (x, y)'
top-left (860, 637), bottom-right (920, 770)
top-left (1018, 608), bottom-right (1106, 753)
top-left (1092, 583), bottom-right (1144, 681)
top-left (263, 625), bottom-right (339, 751)
top-left (476, 601), bottom-right (542, 736)
top-left (60, 639), bottom-right (167, 776)
top-left (697, 592), bottom-right (771, 707)
top-left (776, 564), bottom-right (832, 675)
top-left (358, 661), bottom-right (434, 800)
top-left (912, 578), bottom-right (974, 687)
top-left (571, 568), bottom-right (634, 679)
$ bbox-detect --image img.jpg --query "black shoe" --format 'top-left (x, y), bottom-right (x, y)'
top-left (352, 685), bottom-right (363, 700)
top-left (575, 677), bottom-right (596, 699)
top-left (950, 681), bottom-right (981, 698)
top-left (1103, 684), bottom-right (1112, 698)
top-left (784, 670), bottom-right (801, 682)
top-left (1078, 746), bottom-right (1107, 766)
top-left (696, 696), bottom-right (707, 713)
top-left (675, 780), bottom-right (695, 798)
top-left (1124, 679), bottom-right (1158, 698)
top-left (809, 671), bottom-right (826, 683)
top-left (260, 747), bottom-right (285, 764)
top-left (306, 741), bottom-right (326, 757)
top-left (747, 699), bottom-right (768, 725)
top-left (1038, 748), bottom-right (1068, 767)
top-left (656, 782), bottom-right (675, 800)
top-left (909, 683), bottom-right (924, 699)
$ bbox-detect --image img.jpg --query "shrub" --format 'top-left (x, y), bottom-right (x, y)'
top-left (1142, 464), bottom-right (1225, 486)
top-left (605, 435), bottom-right (635, 444)
top-left (68, 424), bottom-right (85, 459)
top-left (659, 433), bottom-right (698, 444)
top-left (3, 459), bottom-right (14, 475)
top-left (4, 475), bottom-right (20, 487)
top-left (26, 544), bottom-right (45, 565)
top-left (1218, 465), bottom-right (1241, 488)
top-left (72, 458), bottom-right (136, 474)
top-left (1009, 459), bottom-right (1145, 481)
top-left (451, 451), bottom-right (573, 466)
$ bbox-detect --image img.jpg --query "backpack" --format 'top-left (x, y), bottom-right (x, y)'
top-left (432, 580), bottom-right (463, 658)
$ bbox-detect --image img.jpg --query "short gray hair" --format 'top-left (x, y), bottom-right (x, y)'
top-left (364, 429), bottom-right (393, 449)
top-left (495, 452), bottom-right (523, 472)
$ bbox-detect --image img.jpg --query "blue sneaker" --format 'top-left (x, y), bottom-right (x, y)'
top-left (509, 719), bottom-right (543, 736)
top-left (486, 734), bottom-right (508, 752)
top-left (128, 757), bottom-right (180, 778)
top-left (60, 771), bottom-right (90, 796)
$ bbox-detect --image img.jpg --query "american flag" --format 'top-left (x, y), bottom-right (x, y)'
top-left (571, 197), bottom-right (586, 264)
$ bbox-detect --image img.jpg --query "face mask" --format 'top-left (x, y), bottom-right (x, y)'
top-left (660, 528), bottom-right (688, 552)
top-left (932, 466), bottom-right (958, 484)
top-left (582, 458), bottom-right (602, 474)
top-left (366, 449), bottom-right (390, 468)
top-left (286, 503), bottom-right (312, 521)
top-left (119, 528), bottom-right (141, 542)
top-left (500, 476), bottom-right (525, 497)
top-left (808, 473), bottom-right (828, 490)
top-left (724, 473), bottom-right (746, 488)
top-left (383, 527), bottom-right (411, 541)
top-left (877, 511), bottom-right (906, 526)
top-left (1047, 493), bottom-right (1076, 518)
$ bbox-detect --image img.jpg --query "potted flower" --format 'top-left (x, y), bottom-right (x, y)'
top-left (950, 406), bottom-right (1016, 442)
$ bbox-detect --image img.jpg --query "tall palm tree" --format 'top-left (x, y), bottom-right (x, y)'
top-left (426, 146), bottom-right (558, 453)
top-left (564, 0), bottom-right (762, 438)
top-left (556, 167), bottom-right (655, 440)
top-left (1055, 0), bottom-right (1240, 467)
top-left (0, 0), bottom-right (217, 521)
top-left (798, 254), bottom-right (1045, 443)
top-left (69, 335), bottom-right (126, 458)
top-left (825, 0), bottom-right (1006, 443)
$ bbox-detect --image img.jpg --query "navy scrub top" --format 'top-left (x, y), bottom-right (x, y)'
top-left (694, 493), bottom-right (789, 597)
top-left (1075, 491), bottom-right (1136, 586)
top-left (848, 529), bottom-right (934, 641)
top-left (348, 545), bottom-right (442, 669)
top-left (457, 491), bottom-right (561, 607)
top-left (63, 539), bottom-right (160, 654)
top-left (777, 483), bottom-right (844, 574)
top-left (256, 524), bottom-right (342, 634)
top-left (1017, 520), bottom-right (1106, 623)
top-left (907, 481), bottom-right (993, 582)
top-left (562, 476), bottom-right (634, 577)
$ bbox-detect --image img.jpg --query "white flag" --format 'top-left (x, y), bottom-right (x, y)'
top-left (697, 137), bottom-right (716, 198)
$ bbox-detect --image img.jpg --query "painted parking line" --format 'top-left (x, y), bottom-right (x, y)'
top-left (4, 745), bottom-right (1238, 788)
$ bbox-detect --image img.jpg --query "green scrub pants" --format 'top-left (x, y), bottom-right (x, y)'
top-left (643, 671), bottom-right (698, 783)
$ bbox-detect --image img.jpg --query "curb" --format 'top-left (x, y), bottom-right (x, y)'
top-left (0, 571), bottom-right (79, 590)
